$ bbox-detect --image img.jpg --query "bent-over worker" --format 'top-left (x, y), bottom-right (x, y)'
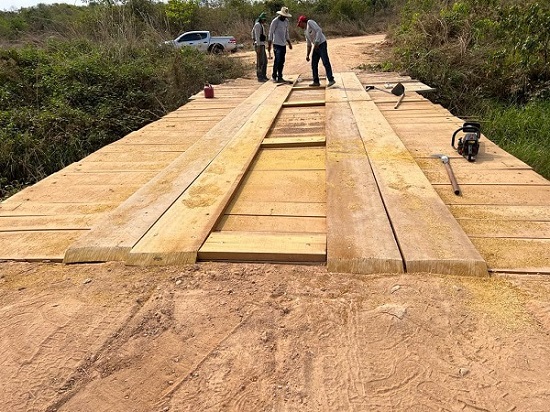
top-left (297, 15), bottom-right (335, 87)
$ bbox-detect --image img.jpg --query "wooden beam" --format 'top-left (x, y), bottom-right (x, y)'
top-left (261, 136), bottom-right (325, 147)
top-left (198, 232), bottom-right (326, 263)
top-left (64, 81), bottom-right (285, 263)
top-left (346, 74), bottom-right (488, 276)
top-left (325, 73), bottom-right (404, 274)
top-left (124, 85), bottom-right (293, 266)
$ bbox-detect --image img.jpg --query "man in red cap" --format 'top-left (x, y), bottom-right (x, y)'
top-left (297, 15), bottom-right (335, 87)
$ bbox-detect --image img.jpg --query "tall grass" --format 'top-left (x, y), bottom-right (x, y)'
top-left (0, 40), bottom-right (247, 199)
top-left (482, 101), bottom-right (550, 178)
top-left (391, 0), bottom-right (550, 179)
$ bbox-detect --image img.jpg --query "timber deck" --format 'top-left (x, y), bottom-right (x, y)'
top-left (1, 72), bottom-right (549, 275)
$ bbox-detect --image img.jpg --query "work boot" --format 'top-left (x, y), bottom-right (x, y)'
top-left (309, 82), bottom-right (320, 87)
top-left (327, 79), bottom-right (336, 87)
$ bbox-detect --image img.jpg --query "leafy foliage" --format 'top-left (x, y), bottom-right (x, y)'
top-left (0, 39), bottom-right (246, 198)
top-left (391, 0), bottom-right (550, 178)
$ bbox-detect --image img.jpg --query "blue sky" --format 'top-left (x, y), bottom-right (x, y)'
top-left (1, 0), bottom-right (85, 11)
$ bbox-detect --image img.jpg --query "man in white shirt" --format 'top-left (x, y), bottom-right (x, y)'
top-left (297, 15), bottom-right (335, 87)
top-left (252, 12), bottom-right (269, 82)
top-left (268, 6), bottom-right (293, 83)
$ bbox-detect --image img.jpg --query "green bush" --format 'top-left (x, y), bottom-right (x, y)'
top-left (391, 0), bottom-right (550, 178)
top-left (0, 40), bottom-right (246, 199)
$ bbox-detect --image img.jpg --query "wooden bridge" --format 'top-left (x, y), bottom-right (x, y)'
top-left (1, 72), bottom-right (549, 275)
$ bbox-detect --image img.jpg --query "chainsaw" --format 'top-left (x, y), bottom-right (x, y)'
top-left (451, 121), bottom-right (481, 162)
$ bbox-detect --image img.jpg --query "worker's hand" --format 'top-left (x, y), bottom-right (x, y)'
top-left (306, 56), bottom-right (310, 62)
top-left (288, 42), bottom-right (293, 50)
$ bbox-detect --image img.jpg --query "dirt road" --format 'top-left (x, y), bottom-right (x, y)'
top-left (2, 35), bottom-right (550, 412)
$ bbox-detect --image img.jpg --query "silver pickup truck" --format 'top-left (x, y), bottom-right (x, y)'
top-left (164, 30), bottom-right (241, 53)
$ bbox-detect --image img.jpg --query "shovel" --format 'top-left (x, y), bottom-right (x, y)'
top-left (365, 82), bottom-right (406, 109)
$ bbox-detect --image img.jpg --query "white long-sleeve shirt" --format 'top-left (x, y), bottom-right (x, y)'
top-left (252, 21), bottom-right (266, 46)
top-left (304, 19), bottom-right (327, 46)
top-left (268, 16), bottom-right (290, 46)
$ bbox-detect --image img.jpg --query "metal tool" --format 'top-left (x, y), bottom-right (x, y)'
top-left (451, 122), bottom-right (481, 162)
top-left (365, 82), bottom-right (406, 109)
top-left (392, 83), bottom-right (405, 109)
top-left (433, 154), bottom-right (460, 195)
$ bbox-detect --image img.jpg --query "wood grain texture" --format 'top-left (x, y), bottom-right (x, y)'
top-left (325, 73), bottom-right (404, 274)
top-left (347, 73), bottom-right (487, 276)
top-left (125, 85), bottom-right (293, 266)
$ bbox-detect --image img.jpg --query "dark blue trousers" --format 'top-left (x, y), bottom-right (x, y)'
top-left (311, 41), bottom-right (334, 83)
top-left (272, 44), bottom-right (287, 81)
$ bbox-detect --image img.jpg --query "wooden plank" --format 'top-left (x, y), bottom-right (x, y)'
top-left (7, 184), bottom-right (141, 204)
top-left (224, 200), bottom-right (326, 217)
top-left (0, 215), bottom-right (96, 231)
top-left (348, 80), bottom-right (487, 275)
top-left (449, 205), bottom-right (550, 221)
top-left (124, 85), bottom-right (293, 266)
top-left (65, 81), bottom-right (284, 264)
top-left (423, 167), bottom-right (549, 185)
top-left (96, 144), bottom-right (192, 153)
top-left (286, 88), bottom-right (326, 103)
top-left (340, 71), bottom-right (372, 101)
top-left (65, 161), bottom-right (174, 173)
top-left (325, 75), bottom-right (404, 274)
top-left (198, 232), bottom-right (326, 263)
top-left (471, 238), bottom-right (550, 273)
top-left (230, 170), bottom-right (325, 203)
top-left (215, 215), bottom-right (326, 233)
top-left (282, 101), bottom-right (324, 108)
top-left (435, 185), bottom-right (550, 206)
top-left (457, 219), bottom-right (550, 238)
top-left (0, 230), bottom-right (85, 261)
top-left (81, 151), bottom-right (182, 163)
top-left (261, 136), bottom-right (325, 147)
top-left (37, 171), bottom-right (159, 186)
top-left (0, 202), bottom-right (116, 216)
top-left (251, 147), bottom-right (325, 171)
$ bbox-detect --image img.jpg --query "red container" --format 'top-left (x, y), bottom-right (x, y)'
top-left (204, 83), bottom-right (214, 99)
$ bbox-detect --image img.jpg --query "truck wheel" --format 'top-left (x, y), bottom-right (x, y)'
top-left (210, 44), bottom-right (224, 54)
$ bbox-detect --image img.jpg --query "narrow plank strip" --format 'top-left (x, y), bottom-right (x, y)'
top-left (198, 232), bottom-right (326, 262)
top-left (0, 202), bottom-right (116, 216)
top-left (471, 238), bottom-right (550, 273)
top-left (457, 219), bottom-right (550, 238)
top-left (347, 74), bottom-right (488, 276)
top-left (435, 185), bottom-right (550, 206)
top-left (125, 85), bottom-right (293, 266)
top-left (325, 75), bottom-right (404, 274)
top-left (215, 215), bottom-right (326, 233)
top-left (224, 200), bottom-right (326, 217)
top-left (251, 147), bottom-right (325, 171)
top-left (261, 136), bottom-right (325, 147)
top-left (0, 215), bottom-right (96, 231)
top-left (0, 231), bottom-right (85, 261)
top-left (7, 184), bottom-right (141, 204)
top-left (424, 165), bottom-right (549, 185)
top-left (449, 205), bottom-right (550, 221)
top-left (64, 82), bottom-right (283, 263)
top-left (282, 101), bottom-right (325, 107)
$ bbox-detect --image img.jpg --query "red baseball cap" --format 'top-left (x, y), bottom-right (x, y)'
top-left (297, 15), bottom-right (307, 26)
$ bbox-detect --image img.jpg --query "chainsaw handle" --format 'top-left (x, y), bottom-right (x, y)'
top-left (451, 127), bottom-right (464, 149)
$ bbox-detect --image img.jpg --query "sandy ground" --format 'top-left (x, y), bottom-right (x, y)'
top-left (2, 35), bottom-right (550, 412)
